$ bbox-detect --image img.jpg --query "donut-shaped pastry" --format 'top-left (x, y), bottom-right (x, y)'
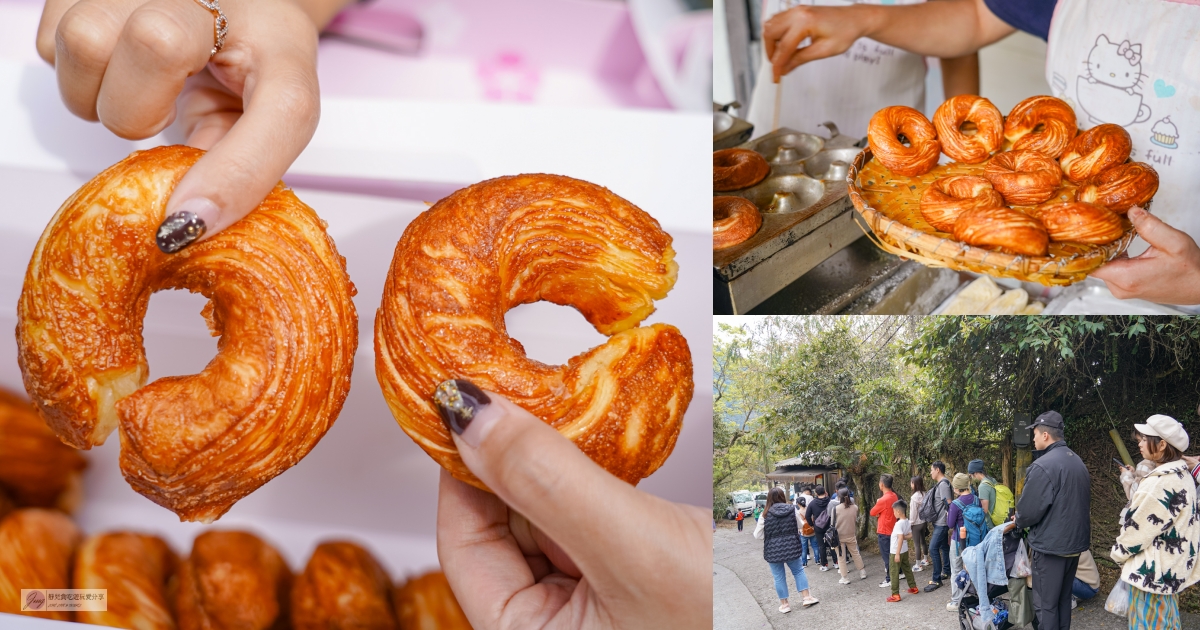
top-left (714, 148), bottom-right (770, 191)
top-left (952, 206), bottom-right (1050, 257)
top-left (0, 388), bottom-right (87, 512)
top-left (292, 542), bottom-right (396, 630)
top-left (1077, 162), bottom-right (1158, 213)
top-left (1004, 95), bottom-right (1078, 158)
top-left (1060, 123), bottom-right (1132, 183)
top-left (933, 95), bottom-right (1004, 163)
top-left (868, 105), bottom-right (942, 176)
top-left (919, 176), bottom-right (1004, 232)
top-left (375, 175), bottom-right (693, 491)
top-left (175, 531), bottom-right (292, 630)
top-left (75, 532), bottom-right (178, 630)
top-left (15, 146), bottom-right (358, 523)
top-left (395, 571), bottom-right (472, 630)
top-left (714, 196), bottom-right (762, 250)
top-left (983, 150), bottom-right (1063, 206)
top-left (0, 509), bottom-right (81, 620)
top-left (1030, 201), bottom-right (1125, 244)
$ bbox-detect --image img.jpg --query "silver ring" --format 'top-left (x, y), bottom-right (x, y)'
top-left (193, 0), bottom-right (228, 57)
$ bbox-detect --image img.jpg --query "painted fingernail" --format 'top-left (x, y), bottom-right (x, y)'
top-left (156, 212), bottom-right (206, 253)
top-left (434, 379), bottom-right (492, 444)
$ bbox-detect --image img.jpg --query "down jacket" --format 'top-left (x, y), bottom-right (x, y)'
top-left (1112, 459), bottom-right (1200, 595)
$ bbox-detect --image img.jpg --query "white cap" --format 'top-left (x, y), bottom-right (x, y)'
top-left (1135, 414), bottom-right (1189, 452)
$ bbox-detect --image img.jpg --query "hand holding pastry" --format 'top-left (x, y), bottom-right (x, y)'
top-left (35, 0), bottom-right (344, 251)
top-left (1091, 207), bottom-right (1200, 305)
top-left (435, 385), bottom-right (711, 629)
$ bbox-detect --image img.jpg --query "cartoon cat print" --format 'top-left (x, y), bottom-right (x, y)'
top-left (1077, 34), bottom-right (1152, 126)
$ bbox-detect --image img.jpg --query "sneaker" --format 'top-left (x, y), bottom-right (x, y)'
top-left (922, 558), bottom-right (931, 566)
top-left (946, 601), bottom-right (957, 611)
top-left (924, 581), bottom-right (942, 593)
top-left (838, 577), bottom-right (851, 585)
top-left (779, 603), bottom-right (791, 614)
top-left (908, 587), bottom-right (920, 594)
top-left (912, 564), bottom-right (923, 572)
top-left (802, 596), bottom-right (819, 608)
top-left (879, 579), bottom-right (891, 588)
top-left (886, 594), bottom-right (902, 603)
top-left (860, 570), bottom-right (868, 580)
top-left (819, 565), bottom-right (829, 572)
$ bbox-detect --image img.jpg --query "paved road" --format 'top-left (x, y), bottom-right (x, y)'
top-left (713, 523), bottom-right (1200, 630)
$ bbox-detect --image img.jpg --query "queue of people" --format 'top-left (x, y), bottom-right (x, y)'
top-left (745, 409), bottom-right (1200, 629)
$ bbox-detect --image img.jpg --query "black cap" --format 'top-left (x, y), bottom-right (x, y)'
top-left (1025, 410), bottom-right (1064, 431)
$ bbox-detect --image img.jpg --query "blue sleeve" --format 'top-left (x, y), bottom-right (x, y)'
top-left (981, 0), bottom-right (1058, 41)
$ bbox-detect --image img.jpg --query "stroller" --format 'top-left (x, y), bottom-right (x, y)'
top-left (958, 526), bottom-right (1036, 630)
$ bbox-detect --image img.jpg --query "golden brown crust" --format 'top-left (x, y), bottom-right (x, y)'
top-left (919, 176), bottom-right (1004, 233)
top-left (374, 174), bottom-right (693, 491)
top-left (1077, 162), bottom-right (1159, 213)
top-left (933, 95), bottom-right (1003, 164)
top-left (952, 206), bottom-right (1050, 257)
top-left (292, 541), bottom-right (396, 630)
top-left (1003, 96), bottom-right (1077, 158)
top-left (394, 571), bottom-right (472, 630)
top-left (1030, 201), bottom-right (1125, 244)
top-left (983, 150), bottom-right (1063, 206)
top-left (713, 149), bottom-right (770, 192)
top-left (175, 531), bottom-right (292, 630)
top-left (713, 196), bottom-right (762, 250)
top-left (0, 387), bottom-right (87, 510)
top-left (868, 106), bottom-right (941, 177)
top-left (0, 509), bottom-right (81, 620)
top-left (16, 145), bottom-right (358, 523)
top-left (1060, 124), bottom-right (1132, 183)
top-left (74, 532), bottom-right (178, 629)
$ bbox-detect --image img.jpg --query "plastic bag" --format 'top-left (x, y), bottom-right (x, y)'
top-left (1010, 539), bottom-right (1032, 578)
top-left (1105, 579), bottom-right (1131, 617)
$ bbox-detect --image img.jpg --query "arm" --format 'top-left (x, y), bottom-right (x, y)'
top-left (1014, 467), bottom-right (1053, 530)
top-left (869, 495), bottom-right (885, 518)
top-left (762, 0), bottom-right (1014, 82)
top-left (939, 52), bottom-right (981, 98)
top-left (1111, 481), bottom-right (1165, 564)
top-left (753, 515), bottom-right (767, 539)
top-left (1091, 207), bottom-right (1200, 305)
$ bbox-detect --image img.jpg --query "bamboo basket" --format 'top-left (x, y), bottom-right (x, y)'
top-left (847, 147), bottom-right (1139, 286)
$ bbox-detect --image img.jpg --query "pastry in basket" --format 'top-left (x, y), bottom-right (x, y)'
top-left (868, 105), bottom-right (941, 176)
top-left (952, 205), bottom-right (1050, 257)
top-left (0, 509), bottom-right (81, 620)
top-left (1077, 162), bottom-right (1159, 213)
top-left (1003, 95), bottom-right (1078, 158)
top-left (983, 150), bottom-right (1063, 206)
top-left (75, 532), bottom-right (178, 629)
top-left (375, 175), bottom-right (693, 492)
top-left (1060, 123), bottom-right (1132, 183)
top-left (1030, 201), bottom-right (1125, 244)
top-left (292, 541), bottom-right (396, 630)
top-left (15, 145), bottom-right (358, 524)
top-left (175, 530), bottom-right (292, 630)
top-left (394, 571), bottom-right (472, 630)
top-left (933, 95), bottom-right (1003, 163)
top-left (713, 148), bottom-right (770, 191)
top-left (919, 176), bottom-right (1004, 233)
top-left (713, 196), bottom-right (762, 250)
top-left (0, 387), bottom-right (87, 513)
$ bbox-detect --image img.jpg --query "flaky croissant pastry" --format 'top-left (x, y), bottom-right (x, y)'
top-left (933, 95), bottom-right (1003, 164)
top-left (1060, 124), bottom-right (1132, 183)
top-left (16, 145), bottom-right (358, 523)
top-left (75, 532), bottom-right (178, 630)
top-left (375, 175), bottom-right (693, 491)
top-left (952, 206), bottom-right (1050, 257)
top-left (1077, 162), bottom-right (1158, 213)
top-left (1030, 201), bottom-right (1125, 244)
top-left (394, 571), bottom-right (472, 630)
top-left (292, 541), bottom-right (396, 630)
top-left (919, 176), bottom-right (1003, 233)
top-left (175, 531), bottom-right (292, 630)
top-left (0, 387), bottom-right (87, 512)
top-left (0, 509), bottom-right (81, 620)
top-left (868, 105), bottom-right (941, 176)
top-left (983, 150), bottom-right (1062, 206)
top-left (1003, 96), bottom-right (1077, 159)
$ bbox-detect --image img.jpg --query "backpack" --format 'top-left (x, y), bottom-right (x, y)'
top-left (980, 479), bottom-right (1015, 526)
top-left (954, 497), bottom-right (991, 548)
top-left (814, 501), bottom-right (831, 530)
top-left (824, 503), bottom-right (841, 548)
top-left (920, 479), bottom-right (948, 524)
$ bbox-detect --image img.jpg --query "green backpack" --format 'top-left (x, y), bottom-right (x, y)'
top-left (981, 479), bottom-right (1015, 526)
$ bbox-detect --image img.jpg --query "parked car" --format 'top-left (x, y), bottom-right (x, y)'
top-left (724, 490), bottom-right (755, 519)
top-left (754, 492), bottom-right (767, 512)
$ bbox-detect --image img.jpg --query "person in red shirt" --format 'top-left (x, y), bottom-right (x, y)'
top-left (870, 474), bottom-right (900, 589)
top-left (735, 507), bottom-right (745, 531)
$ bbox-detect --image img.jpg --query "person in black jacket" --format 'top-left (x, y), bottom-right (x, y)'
top-left (754, 487), bottom-right (820, 613)
top-left (1004, 411), bottom-right (1091, 630)
top-left (805, 486), bottom-right (833, 570)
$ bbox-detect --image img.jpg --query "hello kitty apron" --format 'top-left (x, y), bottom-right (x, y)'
top-left (746, 0), bottom-right (928, 140)
top-left (1045, 0), bottom-right (1200, 257)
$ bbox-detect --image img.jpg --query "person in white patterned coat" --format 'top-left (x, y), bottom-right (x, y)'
top-left (1113, 415), bottom-right (1200, 628)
